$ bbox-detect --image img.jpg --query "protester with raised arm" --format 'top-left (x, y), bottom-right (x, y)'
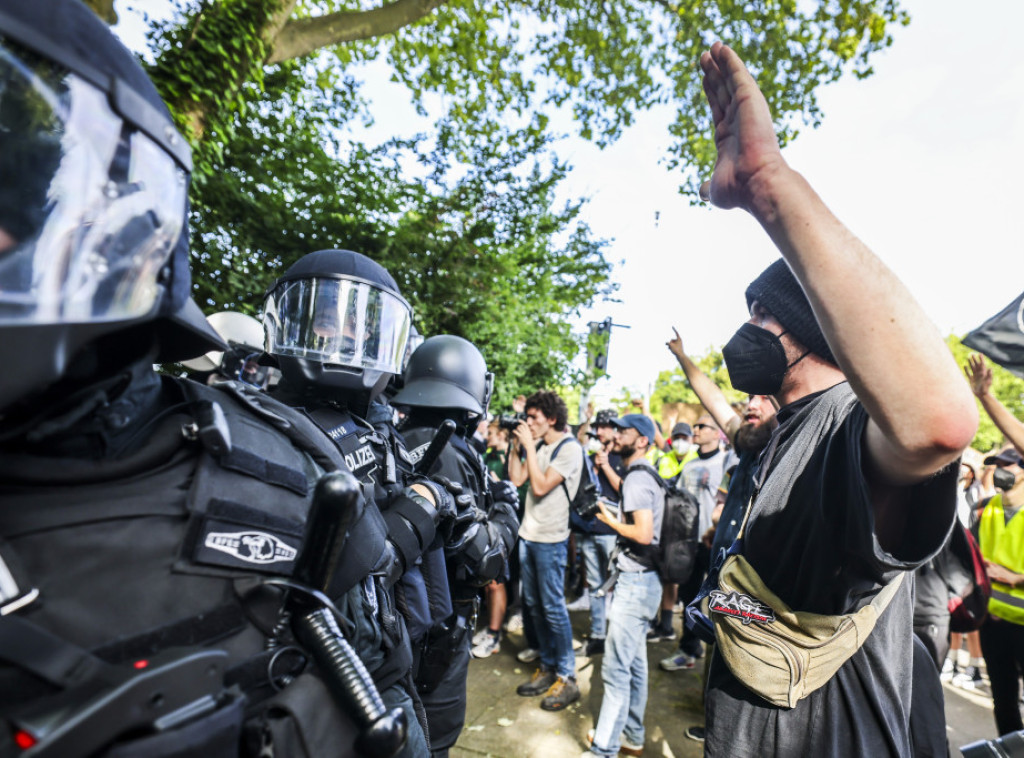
top-left (692, 42), bottom-right (977, 757)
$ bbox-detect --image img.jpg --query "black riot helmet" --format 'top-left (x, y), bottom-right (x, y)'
top-left (0, 0), bottom-right (223, 413)
top-left (263, 250), bottom-right (413, 406)
top-left (391, 335), bottom-right (494, 418)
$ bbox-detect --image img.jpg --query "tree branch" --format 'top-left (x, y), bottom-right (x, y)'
top-left (268, 0), bottom-right (449, 64)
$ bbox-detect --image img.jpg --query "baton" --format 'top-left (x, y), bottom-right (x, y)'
top-left (414, 419), bottom-right (456, 475)
top-left (290, 471), bottom-right (408, 758)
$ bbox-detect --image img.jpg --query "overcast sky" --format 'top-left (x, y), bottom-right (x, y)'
top-left (118, 0), bottom-right (1024, 403)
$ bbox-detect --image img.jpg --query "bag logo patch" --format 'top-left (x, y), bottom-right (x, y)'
top-left (204, 531), bottom-right (298, 565)
top-left (708, 589), bottom-right (776, 625)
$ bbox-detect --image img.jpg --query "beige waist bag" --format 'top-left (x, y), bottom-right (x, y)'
top-left (702, 553), bottom-right (903, 709)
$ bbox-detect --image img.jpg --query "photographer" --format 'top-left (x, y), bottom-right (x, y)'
top-left (585, 415), bottom-right (665, 758)
top-left (508, 391), bottom-right (583, 711)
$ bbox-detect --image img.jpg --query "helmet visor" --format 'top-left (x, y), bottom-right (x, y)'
top-left (265, 276), bottom-right (412, 375)
top-left (0, 41), bottom-right (187, 326)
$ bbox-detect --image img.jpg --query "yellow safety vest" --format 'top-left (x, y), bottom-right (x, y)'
top-left (979, 493), bottom-right (1024, 624)
top-left (656, 448), bottom-right (699, 479)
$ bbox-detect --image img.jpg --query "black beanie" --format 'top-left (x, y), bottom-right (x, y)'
top-left (744, 259), bottom-right (837, 366)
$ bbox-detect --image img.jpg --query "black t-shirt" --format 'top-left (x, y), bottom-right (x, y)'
top-left (705, 383), bottom-right (957, 758)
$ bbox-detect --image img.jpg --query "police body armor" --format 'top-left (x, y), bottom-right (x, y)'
top-left (291, 400), bottom-right (456, 690)
top-left (0, 376), bottom-right (414, 758)
top-left (402, 423), bottom-right (519, 751)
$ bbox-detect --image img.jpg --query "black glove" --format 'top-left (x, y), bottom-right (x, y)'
top-left (487, 478), bottom-right (519, 511)
top-left (444, 508), bottom-right (486, 556)
top-left (407, 476), bottom-right (457, 525)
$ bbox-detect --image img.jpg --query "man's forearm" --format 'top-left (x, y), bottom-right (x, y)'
top-left (673, 349), bottom-right (737, 439)
top-left (751, 166), bottom-right (977, 480)
top-left (507, 448), bottom-right (527, 487)
top-left (604, 517), bottom-right (652, 545)
top-left (979, 392), bottom-right (1024, 457)
top-left (600, 462), bottom-right (622, 492)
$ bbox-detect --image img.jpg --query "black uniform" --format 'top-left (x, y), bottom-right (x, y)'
top-left (402, 422), bottom-right (520, 756)
top-left (0, 367), bottom-right (419, 757)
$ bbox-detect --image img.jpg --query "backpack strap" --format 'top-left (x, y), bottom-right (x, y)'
top-left (615, 463), bottom-right (665, 571)
top-left (545, 436), bottom-right (579, 502)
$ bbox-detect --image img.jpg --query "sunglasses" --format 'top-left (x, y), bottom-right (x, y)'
top-left (693, 423), bottom-right (714, 431)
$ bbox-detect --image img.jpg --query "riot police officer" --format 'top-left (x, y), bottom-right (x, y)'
top-left (264, 249), bottom-right (458, 753)
top-left (0, 4), bottom-right (418, 756)
top-left (391, 335), bottom-right (520, 757)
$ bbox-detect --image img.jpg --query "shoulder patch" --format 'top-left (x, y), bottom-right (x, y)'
top-left (204, 530), bottom-right (298, 566)
top-left (408, 442), bottom-right (430, 464)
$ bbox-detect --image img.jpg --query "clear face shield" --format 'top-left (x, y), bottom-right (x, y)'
top-left (0, 41), bottom-right (187, 329)
top-left (264, 275), bottom-right (412, 376)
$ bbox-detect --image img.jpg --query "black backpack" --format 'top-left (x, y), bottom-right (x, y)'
top-left (546, 437), bottom-right (599, 519)
top-left (622, 466), bottom-right (701, 585)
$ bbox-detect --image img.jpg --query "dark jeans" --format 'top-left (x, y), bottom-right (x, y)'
top-left (980, 616), bottom-right (1024, 736)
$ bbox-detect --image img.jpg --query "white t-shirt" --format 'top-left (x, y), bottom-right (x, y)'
top-left (518, 433), bottom-right (583, 544)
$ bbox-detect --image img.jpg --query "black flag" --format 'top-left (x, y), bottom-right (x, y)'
top-left (963, 291), bottom-right (1024, 378)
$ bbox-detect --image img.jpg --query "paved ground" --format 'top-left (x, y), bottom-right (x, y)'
top-left (452, 608), bottom-right (1001, 757)
top-left (452, 610), bottom-right (707, 758)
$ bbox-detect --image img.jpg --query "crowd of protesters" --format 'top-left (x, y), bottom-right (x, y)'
top-left (457, 43), bottom-right (1024, 758)
top-left (4, 9), bottom-right (1023, 757)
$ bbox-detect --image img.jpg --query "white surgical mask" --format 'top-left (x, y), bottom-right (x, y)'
top-left (672, 439), bottom-right (692, 456)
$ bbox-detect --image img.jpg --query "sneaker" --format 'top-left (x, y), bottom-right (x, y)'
top-left (505, 612), bottom-right (524, 634)
top-left (517, 667), bottom-right (557, 696)
top-left (567, 590), bottom-right (591, 612)
top-left (685, 726), bottom-right (705, 742)
top-left (584, 638), bottom-right (605, 657)
top-left (660, 652), bottom-right (696, 671)
top-left (952, 665), bottom-right (983, 690)
top-left (472, 632), bottom-right (501, 658)
top-left (517, 647), bottom-right (540, 663)
top-left (586, 728), bottom-right (644, 756)
top-left (646, 627), bottom-right (674, 643)
top-left (540, 676), bottom-right (580, 711)
top-left (471, 627), bottom-right (493, 647)
top-left (939, 657), bottom-right (957, 682)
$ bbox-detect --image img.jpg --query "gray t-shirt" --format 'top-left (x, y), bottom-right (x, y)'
top-left (617, 460), bottom-right (665, 573)
top-left (519, 433), bottom-right (583, 544)
top-left (678, 447), bottom-right (735, 537)
top-left (704, 383), bottom-right (957, 758)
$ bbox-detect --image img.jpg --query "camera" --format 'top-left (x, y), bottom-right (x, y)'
top-left (497, 412), bottom-right (527, 431)
top-left (571, 480), bottom-right (600, 519)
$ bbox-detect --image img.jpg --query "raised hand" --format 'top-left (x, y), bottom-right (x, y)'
top-left (965, 354), bottom-right (993, 398)
top-left (666, 327), bottom-right (685, 358)
top-left (699, 42), bottom-right (786, 211)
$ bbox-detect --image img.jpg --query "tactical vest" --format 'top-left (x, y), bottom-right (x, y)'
top-left (304, 405), bottom-right (453, 647)
top-left (979, 493), bottom-right (1024, 624)
top-left (0, 377), bottom-right (410, 758)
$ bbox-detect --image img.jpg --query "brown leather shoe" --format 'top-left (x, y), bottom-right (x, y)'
top-left (517, 667), bottom-right (557, 696)
top-left (540, 676), bottom-right (580, 711)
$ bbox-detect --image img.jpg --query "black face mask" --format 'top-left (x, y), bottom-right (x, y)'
top-left (722, 323), bottom-right (810, 396)
top-left (994, 467), bottom-right (1018, 492)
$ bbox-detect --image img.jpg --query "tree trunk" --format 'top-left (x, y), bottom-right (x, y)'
top-left (268, 0), bottom-right (449, 63)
